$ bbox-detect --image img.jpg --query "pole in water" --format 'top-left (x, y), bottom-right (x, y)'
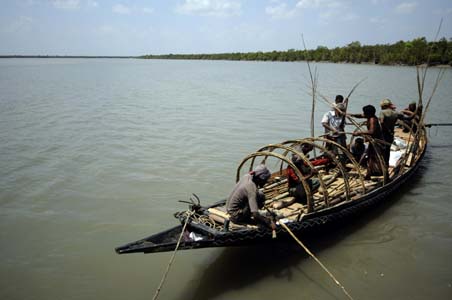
top-left (279, 222), bottom-right (354, 300)
top-left (152, 211), bottom-right (193, 300)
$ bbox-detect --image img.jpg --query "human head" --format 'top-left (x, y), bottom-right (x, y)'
top-left (291, 144), bottom-right (313, 167)
top-left (334, 103), bottom-right (346, 115)
top-left (335, 95), bottom-right (344, 103)
top-left (408, 101), bottom-right (416, 112)
top-left (301, 143), bottom-right (314, 154)
top-left (380, 98), bottom-right (396, 110)
top-left (355, 137), bottom-right (364, 145)
top-left (362, 105), bottom-right (376, 118)
top-left (252, 164), bottom-right (271, 187)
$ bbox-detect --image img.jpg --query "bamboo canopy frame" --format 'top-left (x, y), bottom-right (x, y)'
top-left (235, 136), bottom-right (372, 213)
top-left (236, 151), bottom-right (315, 212)
top-left (254, 143), bottom-right (330, 206)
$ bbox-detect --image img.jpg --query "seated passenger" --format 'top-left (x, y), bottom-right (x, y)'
top-left (350, 137), bottom-right (367, 166)
top-left (226, 164), bottom-right (276, 230)
top-left (286, 144), bottom-right (319, 210)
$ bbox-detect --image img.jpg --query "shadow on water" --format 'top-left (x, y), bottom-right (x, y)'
top-left (179, 162), bottom-right (429, 300)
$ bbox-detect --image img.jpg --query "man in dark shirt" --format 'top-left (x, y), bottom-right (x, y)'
top-left (350, 137), bottom-right (367, 166)
top-left (379, 99), bottom-right (403, 167)
top-left (287, 144), bottom-right (317, 202)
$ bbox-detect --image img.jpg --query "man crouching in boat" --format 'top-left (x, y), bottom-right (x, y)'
top-left (226, 164), bottom-right (276, 230)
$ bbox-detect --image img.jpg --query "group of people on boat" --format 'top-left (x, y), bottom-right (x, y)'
top-left (225, 95), bottom-right (422, 228)
top-left (323, 95), bottom-right (420, 179)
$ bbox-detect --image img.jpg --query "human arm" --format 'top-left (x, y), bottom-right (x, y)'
top-left (322, 122), bottom-right (339, 134)
top-left (321, 112), bottom-right (337, 134)
top-left (251, 212), bottom-right (276, 231)
top-left (348, 113), bottom-right (365, 118)
top-left (246, 185), bottom-right (275, 229)
top-left (353, 117), bottom-right (377, 137)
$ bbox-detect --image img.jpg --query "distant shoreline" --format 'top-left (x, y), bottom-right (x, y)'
top-left (0, 55), bottom-right (137, 59)
top-left (3, 37), bottom-right (451, 67)
top-left (140, 37), bottom-right (452, 67)
top-left (1, 55), bottom-right (450, 68)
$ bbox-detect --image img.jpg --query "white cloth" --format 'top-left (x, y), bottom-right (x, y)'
top-left (321, 110), bottom-right (343, 137)
top-left (392, 137), bottom-right (407, 150)
top-left (389, 150), bottom-right (404, 167)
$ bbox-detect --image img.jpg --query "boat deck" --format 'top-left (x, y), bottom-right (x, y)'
top-left (205, 127), bottom-right (425, 229)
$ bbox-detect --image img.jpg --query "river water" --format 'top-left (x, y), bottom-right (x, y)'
top-left (1, 59), bottom-right (451, 300)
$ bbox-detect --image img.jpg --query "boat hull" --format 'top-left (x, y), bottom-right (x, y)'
top-left (115, 143), bottom-right (426, 254)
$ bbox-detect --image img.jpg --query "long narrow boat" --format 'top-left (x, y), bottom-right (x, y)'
top-left (115, 122), bottom-right (427, 254)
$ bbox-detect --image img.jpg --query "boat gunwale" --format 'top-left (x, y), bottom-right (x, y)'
top-left (115, 127), bottom-right (427, 254)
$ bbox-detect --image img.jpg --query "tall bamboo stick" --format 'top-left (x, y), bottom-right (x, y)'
top-left (280, 222), bottom-right (354, 300)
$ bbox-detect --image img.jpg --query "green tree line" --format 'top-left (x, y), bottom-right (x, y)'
top-left (141, 37), bottom-right (452, 66)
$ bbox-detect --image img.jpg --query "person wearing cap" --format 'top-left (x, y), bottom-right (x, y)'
top-left (226, 164), bottom-right (276, 229)
top-left (321, 102), bottom-right (347, 155)
top-left (379, 98), bottom-right (404, 167)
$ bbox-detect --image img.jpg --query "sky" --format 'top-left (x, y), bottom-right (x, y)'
top-left (0, 0), bottom-right (451, 56)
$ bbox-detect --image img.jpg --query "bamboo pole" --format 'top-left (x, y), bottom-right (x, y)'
top-left (279, 222), bottom-right (354, 300)
top-left (302, 34), bottom-right (319, 157)
top-left (152, 210), bottom-right (193, 300)
top-left (421, 18), bottom-right (443, 96)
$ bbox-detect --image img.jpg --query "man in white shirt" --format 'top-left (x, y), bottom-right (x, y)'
top-left (321, 103), bottom-right (347, 155)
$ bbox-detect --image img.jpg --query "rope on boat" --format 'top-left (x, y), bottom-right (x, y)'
top-left (279, 222), bottom-right (354, 300)
top-left (152, 210), bottom-right (193, 300)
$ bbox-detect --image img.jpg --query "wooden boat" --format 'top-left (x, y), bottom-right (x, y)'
top-left (115, 124), bottom-right (427, 255)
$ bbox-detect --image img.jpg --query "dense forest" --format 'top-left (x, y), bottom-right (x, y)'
top-left (141, 37), bottom-right (452, 66)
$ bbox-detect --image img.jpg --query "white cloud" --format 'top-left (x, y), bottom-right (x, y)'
top-left (176, 0), bottom-right (242, 17)
top-left (296, 0), bottom-right (321, 8)
top-left (113, 3), bottom-right (131, 14)
top-left (52, 0), bottom-right (80, 10)
top-left (343, 13), bottom-right (358, 21)
top-left (271, 0), bottom-right (348, 23)
top-left (395, 2), bottom-right (417, 14)
top-left (433, 8), bottom-right (452, 15)
top-left (87, 0), bottom-right (98, 8)
top-left (267, 0), bottom-right (347, 21)
top-left (2, 16), bottom-right (33, 34)
top-left (143, 7), bottom-right (154, 14)
top-left (370, 16), bottom-right (387, 23)
top-left (319, 9), bottom-right (337, 21)
top-left (265, 2), bottom-right (297, 19)
top-left (97, 25), bottom-right (115, 34)
top-left (296, 0), bottom-right (340, 9)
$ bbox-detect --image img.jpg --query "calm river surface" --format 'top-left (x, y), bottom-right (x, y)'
top-left (1, 59), bottom-right (451, 300)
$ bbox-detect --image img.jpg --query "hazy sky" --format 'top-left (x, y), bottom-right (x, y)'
top-left (1, 0), bottom-right (451, 56)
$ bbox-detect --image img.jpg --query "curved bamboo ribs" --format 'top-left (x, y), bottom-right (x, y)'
top-left (235, 125), bottom-right (426, 218)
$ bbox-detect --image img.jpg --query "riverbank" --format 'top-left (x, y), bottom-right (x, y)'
top-left (141, 37), bottom-right (452, 67)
